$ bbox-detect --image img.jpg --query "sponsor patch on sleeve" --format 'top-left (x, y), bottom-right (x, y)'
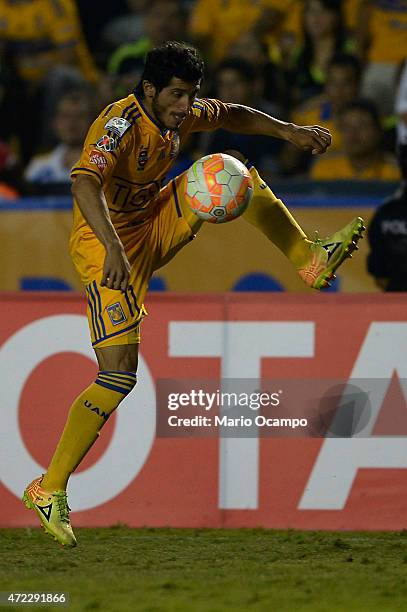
top-left (104, 116), bottom-right (131, 137)
top-left (96, 134), bottom-right (118, 152)
top-left (90, 150), bottom-right (108, 172)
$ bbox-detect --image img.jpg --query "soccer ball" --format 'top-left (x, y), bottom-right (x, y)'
top-left (185, 153), bottom-right (253, 223)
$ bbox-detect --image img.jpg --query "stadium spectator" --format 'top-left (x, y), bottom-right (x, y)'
top-left (357, 0), bottom-right (407, 115)
top-left (188, 0), bottom-right (300, 63)
top-left (230, 32), bottom-right (288, 107)
top-left (198, 58), bottom-right (282, 176)
top-left (311, 99), bottom-right (401, 180)
top-left (0, 0), bottom-right (98, 88)
top-left (24, 90), bottom-right (94, 191)
top-left (367, 158), bottom-right (407, 291)
top-left (99, 56), bottom-right (145, 109)
top-left (101, 0), bottom-right (149, 52)
top-left (0, 0), bottom-right (99, 154)
top-left (0, 42), bottom-right (29, 163)
top-left (292, 0), bottom-right (355, 104)
top-left (107, 0), bottom-right (187, 76)
top-left (281, 53), bottom-right (362, 174)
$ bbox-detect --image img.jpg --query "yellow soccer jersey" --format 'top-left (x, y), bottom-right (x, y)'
top-left (310, 152), bottom-right (401, 181)
top-left (0, 0), bottom-right (97, 83)
top-left (292, 97), bottom-right (342, 152)
top-left (368, 1), bottom-right (407, 64)
top-left (71, 93), bottom-right (230, 233)
top-left (189, 0), bottom-right (284, 61)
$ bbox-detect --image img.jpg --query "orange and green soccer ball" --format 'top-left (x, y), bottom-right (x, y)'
top-left (185, 153), bottom-right (253, 223)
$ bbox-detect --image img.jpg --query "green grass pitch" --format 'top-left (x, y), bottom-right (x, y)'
top-left (1, 528), bottom-right (407, 611)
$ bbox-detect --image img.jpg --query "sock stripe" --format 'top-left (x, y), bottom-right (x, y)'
top-left (99, 371), bottom-right (138, 383)
top-left (97, 374), bottom-right (135, 389)
top-left (95, 379), bottom-right (131, 395)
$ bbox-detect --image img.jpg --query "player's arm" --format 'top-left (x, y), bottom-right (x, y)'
top-left (71, 175), bottom-right (130, 292)
top-left (222, 104), bottom-right (331, 155)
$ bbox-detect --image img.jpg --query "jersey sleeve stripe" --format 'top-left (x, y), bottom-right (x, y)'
top-left (71, 167), bottom-right (103, 185)
top-left (127, 109), bottom-right (142, 123)
top-left (121, 102), bottom-right (137, 119)
top-left (103, 104), bottom-right (115, 117)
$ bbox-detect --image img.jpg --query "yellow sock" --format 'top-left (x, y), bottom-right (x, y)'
top-left (42, 371), bottom-right (137, 491)
top-left (243, 167), bottom-right (311, 267)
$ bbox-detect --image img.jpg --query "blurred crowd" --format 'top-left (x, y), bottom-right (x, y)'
top-left (0, 0), bottom-right (406, 199)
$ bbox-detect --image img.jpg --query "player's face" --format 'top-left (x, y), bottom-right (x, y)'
top-left (147, 77), bottom-right (200, 130)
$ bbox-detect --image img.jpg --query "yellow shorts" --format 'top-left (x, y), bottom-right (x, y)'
top-left (70, 174), bottom-right (193, 348)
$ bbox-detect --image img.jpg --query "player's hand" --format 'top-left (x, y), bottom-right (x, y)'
top-left (288, 124), bottom-right (332, 155)
top-left (101, 242), bottom-right (131, 292)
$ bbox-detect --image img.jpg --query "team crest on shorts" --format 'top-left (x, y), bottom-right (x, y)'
top-left (107, 302), bottom-right (127, 326)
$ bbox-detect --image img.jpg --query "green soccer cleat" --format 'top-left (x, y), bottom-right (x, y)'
top-left (22, 476), bottom-right (77, 548)
top-left (298, 216), bottom-right (365, 290)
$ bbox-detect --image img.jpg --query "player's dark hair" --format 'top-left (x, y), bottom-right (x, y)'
top-left (339, 99), bottom-right (382, 129)
top-left (215, 57), bottom-right (257, 83)
top-left (328, 53), bottom-right (362, 81)
top-left (134, 41), bottom-right (204, 97)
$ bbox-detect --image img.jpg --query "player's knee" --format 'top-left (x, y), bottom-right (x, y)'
top-left (95, 343), bottom-right (139, 372)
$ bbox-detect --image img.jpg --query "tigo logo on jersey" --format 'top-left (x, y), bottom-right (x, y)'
top-left (90, 150), bottom-right (107, 172)
top-left (107, 302), bottom-right (127, 325)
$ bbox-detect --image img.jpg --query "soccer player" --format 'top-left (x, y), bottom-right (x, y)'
top-left (22, 42), bottom-right (364, 547)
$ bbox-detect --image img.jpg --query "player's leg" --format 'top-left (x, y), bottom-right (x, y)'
top-left (42, 342), bottom-right (138, 491)
top-left (226, 150), bottom-right (365, 289)
top-left (23, 229), bottom-right (149, 547)
top-left (23, 342), bottom-right (138, 547)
